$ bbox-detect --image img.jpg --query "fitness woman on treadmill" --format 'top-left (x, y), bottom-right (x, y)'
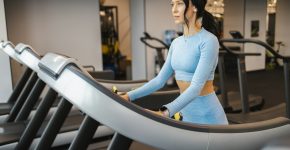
top-left (121, 0), bottom-right (228, 125)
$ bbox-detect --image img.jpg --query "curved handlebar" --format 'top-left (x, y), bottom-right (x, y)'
top-left (143, 32), bottom-right (151, 38)
top-left (220, 38), bottom-right (290, 60)
top-left (219, 39), bottom-right (260, 57)
top-left (140, 32), bottom-right (170, 50)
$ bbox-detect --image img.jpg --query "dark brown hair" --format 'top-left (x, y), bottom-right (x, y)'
top-left (183, 0), bottom-right (219, 38)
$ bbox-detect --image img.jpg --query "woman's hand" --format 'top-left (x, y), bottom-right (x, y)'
top-left (112, 86), bottom-right (130, 102)
top-left (120, 93), bottom-right (130, 102)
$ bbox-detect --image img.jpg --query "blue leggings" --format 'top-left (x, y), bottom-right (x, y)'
top-left (180, 93), bottom-right (228, 125)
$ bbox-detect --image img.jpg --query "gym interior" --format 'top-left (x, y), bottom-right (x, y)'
top-left (0, 0), bottom-right (290, 149)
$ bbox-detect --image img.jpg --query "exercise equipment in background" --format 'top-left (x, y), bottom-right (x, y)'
top-left (100, 4), bottom-right (126, 80)
top-left (140, 32), bottom-right (176, 87)
top-left (220, 38), bottom-right (290, 123)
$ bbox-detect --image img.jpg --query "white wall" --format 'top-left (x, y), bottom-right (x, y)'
top-left (223, 0), bottom-right (266, 71)
top-left (0, 0), bottom-right (13, 102)
top-left (244, 0), bottom-right (266, 71)
top-left (275, 0), bottom-right (290, 56)
top-left (103, 0), bottom-right (132, 59)
top-left (223, 0), bottom-right (245, 39)
top-left (5, 0), bottom-right (103, 70)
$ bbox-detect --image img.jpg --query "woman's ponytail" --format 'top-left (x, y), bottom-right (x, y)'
top-left (183, 0), bottom-right (219, 38)
top-left (201, 10), bottom-right (219, 38)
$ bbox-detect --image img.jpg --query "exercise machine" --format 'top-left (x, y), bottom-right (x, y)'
top-left (218, 49), bottom-right (265, 113)
top-left (220, 39), bottom-right (290, 123)
top-left (0, 42), bottom-right (113, 149)
top-left (36, 52), bottom-right (290, 150)
top-left (140, 32), bottom-right (176, 87)
top-left (0, 42), bottom-right (37, 117)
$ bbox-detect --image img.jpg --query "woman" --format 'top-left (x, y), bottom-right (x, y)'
top-left (121, 0), bottom-right (228, 125)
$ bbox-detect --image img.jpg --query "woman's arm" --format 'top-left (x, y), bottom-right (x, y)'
top-left (163, 36), bottom-right (219, 117)
top-left (127, 43), bottom-right (175, 101)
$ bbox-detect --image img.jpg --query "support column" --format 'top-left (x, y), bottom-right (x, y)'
top-left (130, 0), bottom-right (147, 80)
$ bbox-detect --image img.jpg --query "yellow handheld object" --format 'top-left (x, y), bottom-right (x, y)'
top-left (173, 112), bottom-right (183, 121)
top-left (112, 86), bottom-right (118, 94)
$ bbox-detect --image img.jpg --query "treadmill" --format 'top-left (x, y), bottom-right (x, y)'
top-left (0, 42), bottom-right (38, 117)
top-left (220, 39), bottom-right (290, 123)
top-left (0, 42), bottom-right (113, 149)
top-left (36, 52), bottom-right (290, 150)
top-left (0, 42), bottom-right (70, 121)
top-left (0, 42), bottom-right (44, 122)
top-left (0, 41), bottom-right (173, 149)
top-left (0, 42), bottom-right (115, 120)
top-left (218, 31), bottom-right (264, 113)
top-left (218, 50), bottom-right (265, 113)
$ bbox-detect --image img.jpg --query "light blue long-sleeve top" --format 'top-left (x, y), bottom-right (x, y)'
top-left (128, 28), bottom-right (219, 117)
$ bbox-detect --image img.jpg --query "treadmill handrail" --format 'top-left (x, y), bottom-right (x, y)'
top-left (37, 53), bottom-right (290, 133)
top-left (96, 79), bottom-right (147, 84)
top-left (220, 38), bottom-right (290, 60)
top-left (14, 43), bottom-right (41, 72)
top-left (15, 43), bottom-right (41, 59)
top-left (37, 52), bottom-right (290, 150)
top-left (69, 66), bottom-right (290, 132)
top-left (95, 79), bottom-right (147, 92)
top-left (219, 40), bottom-right (261, 57)
top-left (0, 41), bottom-right (23, 64)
